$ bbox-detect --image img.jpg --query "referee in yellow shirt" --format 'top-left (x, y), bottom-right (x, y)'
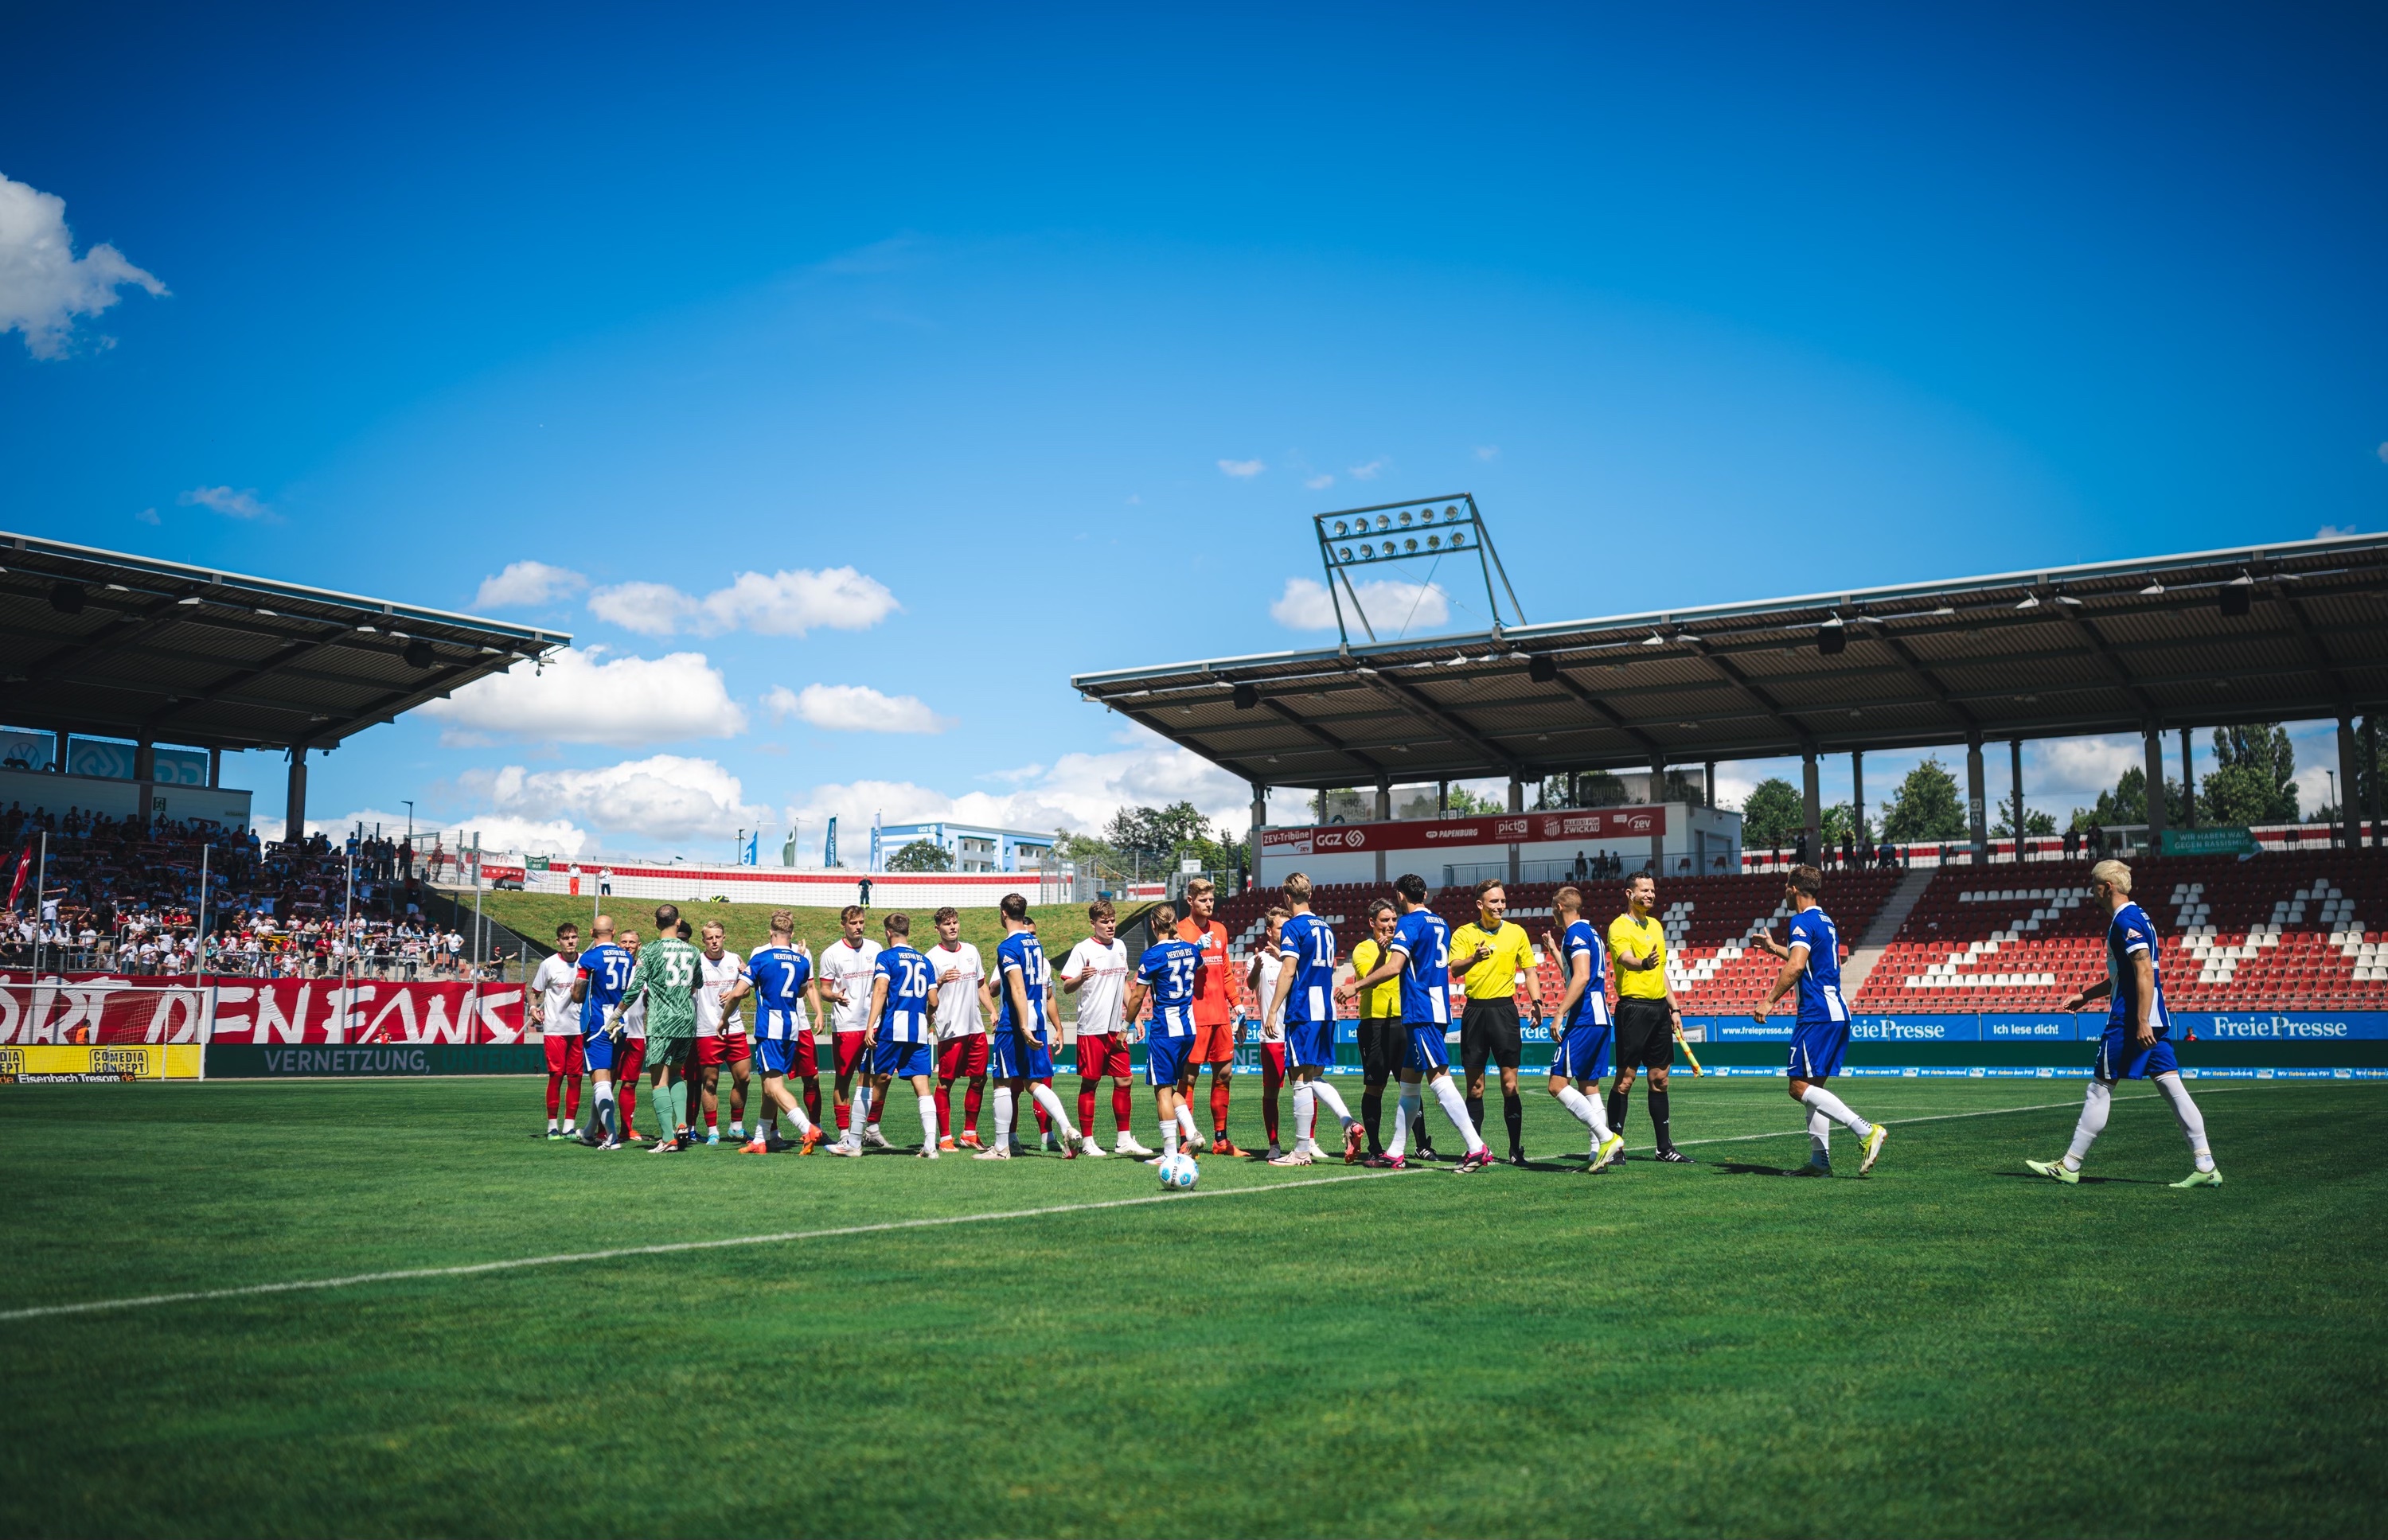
top-left (1608, 871), bottom-right (1690, 1161)
top-left (1344, 899), bottom-right (1414, 1159)
top-left (1452, 878), bottom-right (1544, 1165)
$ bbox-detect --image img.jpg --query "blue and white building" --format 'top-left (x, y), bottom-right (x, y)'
top-left (871, 819), bottom-right (1057, 874)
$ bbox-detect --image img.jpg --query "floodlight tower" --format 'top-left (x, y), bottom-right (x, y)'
top-left (1310, 493), bottom-right (1525, 649)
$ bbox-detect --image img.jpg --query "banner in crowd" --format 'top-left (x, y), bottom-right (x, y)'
top-left (1258, 806), bottom-right (1668, 857)
top-left (0, 974), bottom-right (526, 1046)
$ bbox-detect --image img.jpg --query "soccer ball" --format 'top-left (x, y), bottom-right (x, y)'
top-left (1157, 1152), bottom-right (1200, 1191)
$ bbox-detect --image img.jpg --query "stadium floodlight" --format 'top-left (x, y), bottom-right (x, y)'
top-left (1306, 492), bottom-right (1522, 645)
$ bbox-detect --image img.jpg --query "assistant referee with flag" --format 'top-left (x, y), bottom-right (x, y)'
top-left (1608, 871), bottom-right (1691, 1161)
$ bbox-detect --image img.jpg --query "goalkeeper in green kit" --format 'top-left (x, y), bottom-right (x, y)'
top-left (628, 903), bottom-right (704, 1153)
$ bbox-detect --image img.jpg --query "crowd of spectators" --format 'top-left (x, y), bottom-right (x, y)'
top-left (0, 805), bottom-right (507, 981)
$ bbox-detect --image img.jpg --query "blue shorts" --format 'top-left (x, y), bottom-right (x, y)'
top-left (1552, 1023), bottom-right (1612, 1082)
top-left (752, 1035), bottom-right (800, 1077)
top-left (2097, 1026), bottom-right (2178, 1082)
top-left (1145, 1031), bottom-right (1191, 1087)
top-left (989, 1027), bottom-right (1055, 1082)
top-left (1788, 1020), bottom-right (1850, 1080)
top-left (872, 1038), bottom-right (935, 1081)
top-left (1285, 1019), bottom-right (1336, 1071)
top-left (582, 1031), bottom-right (618, 1074)
top-left (1403, 1023), bottom-right (1450, 1074)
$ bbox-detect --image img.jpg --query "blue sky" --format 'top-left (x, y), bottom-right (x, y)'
top-left (4, 2), bottom-right (2383, 859)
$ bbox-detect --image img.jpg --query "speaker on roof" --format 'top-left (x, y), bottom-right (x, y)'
top-left (1527, 655), bottom-right (1558, 683)
top-left (403, 640), bottom-right (435, 669)
top-left (2219, 577), bottom-right (2253, 618)
top-left (1231, 683), bottom-right (1258, 710)
top-left (49, 582), bottom-right (84, 615)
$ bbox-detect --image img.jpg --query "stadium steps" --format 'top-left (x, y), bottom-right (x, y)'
top-left (1838, 867), bottom-right (1936, 1000)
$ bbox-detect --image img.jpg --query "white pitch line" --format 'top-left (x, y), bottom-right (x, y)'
top-left (0, 1086), bottom-right (2272, 1325)
top-left (0, 1168), bottom-right (1414, 1324)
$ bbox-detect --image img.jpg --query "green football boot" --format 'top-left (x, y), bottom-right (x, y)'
top-left (2171, 1168), bottom-right (2223, 1188)
top-left (2025, 1157), bottom-right (2081, 1185)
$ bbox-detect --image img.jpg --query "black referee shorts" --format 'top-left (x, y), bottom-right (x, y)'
top-left (1612, 996), bottom-right (1675, 1069)
top-left (1460, 997), bottom-right (1522, 1076)
top-left (1356, 1017), bottom-right (1403, 1079)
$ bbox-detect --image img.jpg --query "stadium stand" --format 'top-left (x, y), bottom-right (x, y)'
top-left (1851, 855), bottom-right (2388, 1012)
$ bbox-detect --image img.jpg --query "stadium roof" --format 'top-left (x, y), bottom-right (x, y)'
top-left (0, 529), bottom-right (568, 753)
top-left (1071, 532), bottom-right (2388, 790)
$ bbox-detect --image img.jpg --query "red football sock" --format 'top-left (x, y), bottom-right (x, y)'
top-left (1032, 1079), bottom-right (1052, 1135)
top-left (619, 1077), bottom-right (639, 1127)
top-left (835, 1098), bottom-right (850, 1133)
top-left (1211, 1075), bottom-right (1232, 1136)
top-left (963, 1079), bottom-right (983, 1133)
top-left (1078, 1082), bottom-right (1098, 1133)
top-left (1113, 1082), bottom-right (1134, 1132)
top-left (802, 1078), bottom-right (821, 1124)
top-left (564, 1075), bottom-right (581, 1119)
top-left (545, 1074), bottom-right (563, 1119)
top-left (935, 1083), bottom-right (953, 1137)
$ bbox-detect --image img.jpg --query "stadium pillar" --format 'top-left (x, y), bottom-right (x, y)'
top-left (1250, 782), bottom-right (1266, 838)
top-left (2180, 727), bottom-right (2197, 827)
top-left (1703, 760), bottom-right (1716, 809)
top-left (2011, 739), bottom-right (2025, 862)
top-left (2339, 712), bottom-right (2362, 852)
top-left (1508, 774), bottom-right (1524, 884)
top-left (2141, 726), bottom-right (2167, 852)
top-left (1851, 751), bottom-right (1866, 860)
top-left (2368, 716), bottom-right (2382, 848)
top-left (286, 746), bottom-right (308, 845)
top-left (207, 747), bottom-right (220, 789)
top-left (1650, 754), bottom-right (1667, 875)
top-left (134, 740), bottom-right (154, 781)
top-left (1965, 735), bottom-right (1988, 865)
top-left (1375, 775), bottom-right (1391, 883)
top-left (1801, 748), bottom-right (1821, 866)
top-left (52, 727), bottom-right (68, 774)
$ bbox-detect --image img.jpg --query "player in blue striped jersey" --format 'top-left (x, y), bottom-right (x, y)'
top-left (2031, 859), bottom-right (2222, 1187)
top-left (976, 893), bottom-right (1094, 1160)
top-left (1122, 901), bottom-right (1208, 1164)
top-left (739, 910), bottom-right (824, 1155)
top-left (1754, 864), bottom-right (1886, 1175)
top-left (568, 914), bottom-right (635, 1148)
top-left (1261, 872), bottom-right (1364, 1165)
top-left (836, 912), bottom-right (946, 1158)
top-left (1340, 872), bottom-right (1493, 1172)
top-left (1541, 886), bottom-right (1626, 1172)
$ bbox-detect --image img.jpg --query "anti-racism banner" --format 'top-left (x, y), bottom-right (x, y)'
top-left (1259, 806), bottom-right (1667, 857)
top-left (0, 974), bottom-right (525, 1046)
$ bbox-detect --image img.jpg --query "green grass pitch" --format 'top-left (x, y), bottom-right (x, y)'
top-left (2, 1075), bottom-right (2382, 1538)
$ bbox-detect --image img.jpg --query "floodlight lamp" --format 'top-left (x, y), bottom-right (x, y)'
top-left (2014, 595), bottom-right (2040, 610)
top-left (1360, 543), bottom-right (1374, 558)
top-left (1334, 520), bottom-right (1348, 536)
top-left (1399, 510), bottom-right (1413, 526)
top-left (2056, 595), bottom-right (2083, 606)
top-left (1427, 534), bottom-right (1441, 549)
top-left (1445, 505), bottom-right (1459, 519)
top-left (177, 595), bottom-right (202, 606)
top-left (1338, 547), bottom-right (1352, 560)
top-left (1642, 633), bottom-right (1667, 646)
top-left (1450, 532), bottom-right (1467, 547)
top-left (1931, 606), bottom-right (1955, 616)
top-left (2140, 583), bottom-right (2165, 595)
top-left (1403, 538), bottom-right (1417, 552)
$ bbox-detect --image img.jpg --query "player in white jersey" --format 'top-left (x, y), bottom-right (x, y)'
top-left (925, 906), bottom-right (990, 1152)
top-left (693, 920), bottom-right (753, 1145)
top-left (815, 905), bottom-right (884, 1147)
top-left (1060, 899), bottom-right (1149, 1155)
top-left (529, 920), bottom-right (583, 1138)
top-left (1247, 906), bottom-right (1290, 1159)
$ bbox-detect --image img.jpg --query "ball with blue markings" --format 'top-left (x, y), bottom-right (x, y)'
top-left (1157, 1152), bottom-right (1200, 1191)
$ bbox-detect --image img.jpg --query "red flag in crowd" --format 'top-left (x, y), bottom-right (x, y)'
top-left (4, 845), bottom-right (29, 911)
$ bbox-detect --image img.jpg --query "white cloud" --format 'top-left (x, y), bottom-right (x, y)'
top-left (474, 560), bottom-right (587, 610)
top-left (1218, 458), bottom-right (1266, 478)
top-left (765, 682), bottom-right (953, 735)
top-left (1474, 445), bottom-right (1500, 461)
top-left (309, 806), bottom-right (591, 861)
top-left (134, 507), bottom-right (159, 525)
top-left (464, 755), bottom-right (770, 847)
top-left (587, 567), bottom-right (899, 638)
top-left (2377, 443), bottom-right (2388, 465)
top-left (421, 646), bottom-right (747, 746)
top-left (2292, 763), bottom-right (2336, 813)
top-left (2033, 735), bottom-right (2144, 803)
top-left (1304, 474), bottom-right (1334, 489)
top-left (781, 730), bottom-right (1250, 862)
top-left (0, 173), bottom-right (167, 359)
top-left (1348, 459), bottom-right (1385, 480)
top-left (178, 485), bottom-right (269, 520)
top-left (2316, 524), bottom-right (2359, 540)
top-left (1269, 575), bottom-right (1451, 632)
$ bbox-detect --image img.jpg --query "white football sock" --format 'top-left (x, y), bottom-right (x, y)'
top-left (991, 1086), bottom-right (1015, 1147)
top-left (2065, 1080), bottom-right (2113, 1169)
top-left (1161, 1109), bottom-right (1180, 1156)
top-left (592, 1081), bottom-right (617, 1136)
top-left (917, 1094), bottom-right (939, 1150)
top-left (1799, 1083), bottom-right (1873, 1137)
top-left (852, 1085), bottom-right (872, 1139)
top-left (1029, 1082), bottom-right (1079, 1141)
top-left (1555, 1084), bottom-right (1611, 1143)
top-left (1430, 1074), bottom-right (1485, 1152)
top-left (1808, 1109), bottom-right (1832, 1160)
top-left (1293, 1085), bottom-right (1316, 1146)
top-left (1176, 1105), bottom-right (1200, 1144)
top-left (1386, 1088), bottom-right (1420, 1158)
top-left (2154, 1073), bottom-right (2214, 1171)
top-left (1310, 1080), bottom-right (1354, 1125)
